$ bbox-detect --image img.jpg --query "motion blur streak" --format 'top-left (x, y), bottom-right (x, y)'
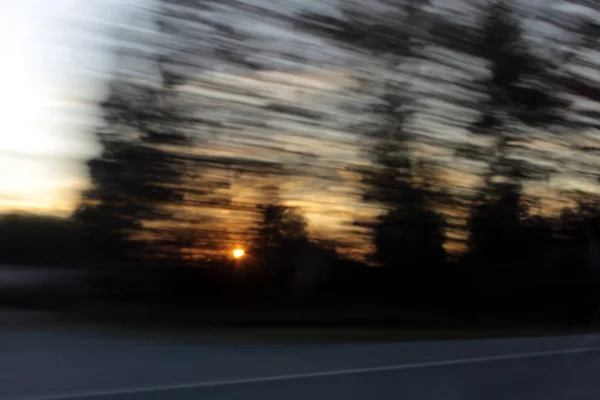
top-left (2, 1), bottom-right (600, 398)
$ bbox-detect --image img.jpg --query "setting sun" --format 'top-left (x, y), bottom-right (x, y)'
top-left (233, 248), bottom-right (245, 258)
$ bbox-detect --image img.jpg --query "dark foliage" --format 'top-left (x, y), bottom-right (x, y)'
top-left (6, 0), bottom-right (600, 331)
top-left (469, 1), bottom-right (572, 134)
top-left (74, 80), bottom-right (189, 262)
top-left (0, 214), bottom-right (82, 267)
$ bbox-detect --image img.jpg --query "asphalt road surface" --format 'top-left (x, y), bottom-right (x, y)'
top-left (1, 328), bottom-right (600, 400)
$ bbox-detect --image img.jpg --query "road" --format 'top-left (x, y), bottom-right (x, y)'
top-left (1, 328), bottom-right (600, 400)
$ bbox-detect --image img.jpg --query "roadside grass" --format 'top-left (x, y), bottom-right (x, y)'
top-left (4, 304), bottom-right (599, 343)
top-left (46, 306), bottom-right (600, 343)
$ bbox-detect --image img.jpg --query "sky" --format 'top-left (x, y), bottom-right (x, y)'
top-left (0, 0), bottom-right (141, 215)
top-left (0, 0), bottom-right (374, 256)
top-left (2, 0), bottom-right (600, 260)
top-left (0, 0), bottom-right (343, 217)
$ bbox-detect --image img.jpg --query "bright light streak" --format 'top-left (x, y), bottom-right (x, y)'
top-left (233, 248), bottom-right (245, 258)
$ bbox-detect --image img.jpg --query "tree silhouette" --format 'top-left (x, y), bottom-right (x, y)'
top-left (0, 214), bottom-right (81, 267)
top-left (468, 1), bottom-right (571, 181)
top-left (470, 1), bottom-right (571, 133)
top-left (299, 0), bottom-right (446, 303)
top-left (251, 203), bottom-right (308, 265)
top-left (468, 180), bottom-right (527, 263)
top-left (465, 2), bottom-right (573, 272)
top-left (243, 201), bottom-right (309, 303)
top-left (361, 82), bottom-right (446, 273)
top-left (48, 0), bottom-right (600, 322)
top-left (74, 6), bottom-right (197, 263)
top-left (75, 77), bottom-right (191, 261)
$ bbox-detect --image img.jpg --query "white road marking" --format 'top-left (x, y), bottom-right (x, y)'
top-left (8, 345), bottom-right (600, 400)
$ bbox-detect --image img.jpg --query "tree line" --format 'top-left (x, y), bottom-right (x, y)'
top-left (2, 0), bottom-right (600, 327)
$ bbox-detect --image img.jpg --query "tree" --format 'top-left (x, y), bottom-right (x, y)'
top-left (468, 179), bottom-right (528, 262)
top-left (243, 202), bottom-right (309, 302)
top-left (299, 0), bottom-right (447, 301)
top-left (361, 82), bottom-right (446, 273)
top-left (74, 4), bottom-right (200, 263)
top-left (251, 203), bottom-right (308, 263)
top-left (468, 1), bottom-right (571, 186)
top-left (75, 74), bottom-right (190, 262)
top-left (0, 214), bottom-right (82, 267)
top-left (472, 2), bottom-right (571, 130)
top-left (460, 2), bottom-right (572, 273)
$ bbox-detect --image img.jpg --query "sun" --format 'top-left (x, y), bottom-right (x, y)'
top-left (233, 248), bottom-right (245, 258)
